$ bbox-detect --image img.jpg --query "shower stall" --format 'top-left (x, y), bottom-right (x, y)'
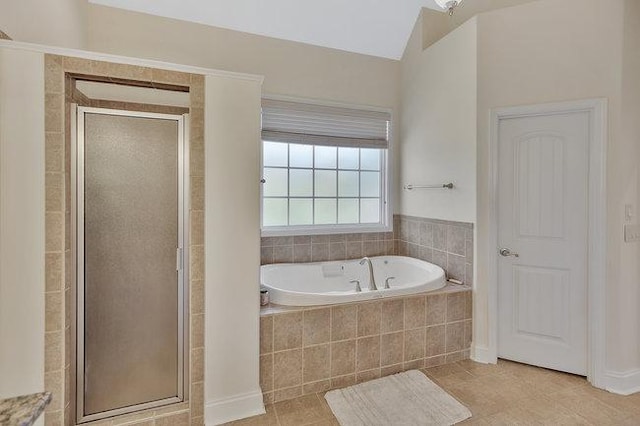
top-left (73, 107), bottom-right (189, 422)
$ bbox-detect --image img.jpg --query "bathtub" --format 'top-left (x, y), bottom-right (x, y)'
top-left (260, 255), bottom-right (446, 306)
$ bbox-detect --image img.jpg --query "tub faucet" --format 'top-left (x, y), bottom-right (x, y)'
top-left (359, 257), bottom-right (377, 291)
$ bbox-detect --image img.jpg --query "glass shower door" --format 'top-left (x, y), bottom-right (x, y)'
top-left (76, 108), bottom-right (186, 422)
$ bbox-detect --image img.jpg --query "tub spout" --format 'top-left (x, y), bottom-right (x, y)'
top-left (359, 257), bottom-right (377, 291)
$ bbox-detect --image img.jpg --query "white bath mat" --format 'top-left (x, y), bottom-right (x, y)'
top-left (324, 370), bottom-right (471, 426)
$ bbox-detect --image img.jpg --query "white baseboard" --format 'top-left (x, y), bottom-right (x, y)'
top-left (470, 344), bottom-right (496, 364)
top-left (205, 389), bottom-right (265, 425)
top-left (604, 369), bottom-right (640, 395)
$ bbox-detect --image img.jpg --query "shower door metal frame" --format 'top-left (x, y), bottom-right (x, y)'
top-left (73, 106), bottom-right (190, 423)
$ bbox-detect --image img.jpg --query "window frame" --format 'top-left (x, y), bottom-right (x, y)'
top-left (259, 96), bottom-right (393, 237)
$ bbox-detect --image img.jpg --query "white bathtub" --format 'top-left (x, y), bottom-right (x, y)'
top-left (260, 255), bottom-right (446, 306)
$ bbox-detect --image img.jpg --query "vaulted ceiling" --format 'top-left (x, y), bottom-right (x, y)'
top-left (89, 0), bottom-right (446, 60)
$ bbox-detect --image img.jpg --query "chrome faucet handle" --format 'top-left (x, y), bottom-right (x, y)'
top-left (350, 280), bottom-right (362, 292)
top-left (384, 277), bottom-right (395, 289)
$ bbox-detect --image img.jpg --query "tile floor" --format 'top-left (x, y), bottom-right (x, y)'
top-left (225, 359), bottom-right (640, 425)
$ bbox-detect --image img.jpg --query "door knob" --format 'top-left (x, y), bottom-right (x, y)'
top-left (499, 248), bottom-right (519, 258)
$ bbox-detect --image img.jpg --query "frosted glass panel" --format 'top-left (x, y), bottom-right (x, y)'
top-left (361, 171), bottom-right (380, 197)
top-left (290, 144), bottom-right (313, 168)
top-left (315, 170), bottom-right (337, 197)
top-left (315, 146), bottom-right (337, 169)
top-left (290, 169), bottom-right (312, 196)
top-left (315, 199), bottom-right (337, 224)
top-left (361, 148), bottom-right (380, 170)
top-left (264, 168), bottom-right (288, 196)
top-left (338, 199), bottom-right (359, 224)
top-left (338, 147), bottom-right (359, 170)
top-left (83, 113), bottom-right (179, 416)
top-left (263, 198), bottom-right (288, 226)
top-left (290, 199), bottom-right (313, 225)
top-left (360, 198), bottom-right (380, 223)
top-left (338, 171), bottom-right (359, 197)
top-left (263, 141), bottom-right (288, 167)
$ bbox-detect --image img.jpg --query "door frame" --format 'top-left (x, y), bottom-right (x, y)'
top-left (72, 106), bottom-right (191, 423)
top-left (487, 98), bottom-right (607, 388)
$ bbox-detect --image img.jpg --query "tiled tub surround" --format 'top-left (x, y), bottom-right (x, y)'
top-left (261, 232), bottom-right (396, 265)
top-left (259, 287), bottom-right (472, 404)
top-left (260, 215), bottom-right (474, 287)
top-left (395, 215), bottom-right (474, 286)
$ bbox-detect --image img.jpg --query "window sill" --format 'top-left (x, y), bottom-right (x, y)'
top-left (261, 224), bottom-right (392, 237)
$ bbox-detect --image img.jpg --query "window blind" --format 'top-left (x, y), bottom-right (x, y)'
top-left (261, 99), bottom-right (390, 149)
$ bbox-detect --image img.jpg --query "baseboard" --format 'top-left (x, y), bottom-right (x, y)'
top-left (470, 344), bottom-right (496, 364)
top-left (205, 388), bottom-right (265, 425)
top-left (604, 369), bottom-right (640, 395)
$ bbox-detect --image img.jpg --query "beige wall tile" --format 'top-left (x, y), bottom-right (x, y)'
top-left (190, 416), bottom-right (205, 426)
top-left (303, 308), bottom-right (330, 346)
top-left (404, 328), bottom-right (425, 361)
top-left (426, 325), bottom-right (446, 357)
top-left (329, 242), bottom-right (346, 261)
top-left (424, 355), bottom-right (447, 368)
top-left (330, 375), bottom-right (355, 389)
top-left (426, 294), bottom-right (447, 326)
top-left (190, 75), bottom-right (205, 108)
top-left (45, 132), bottom-right (64, 173)
top-left (403, 359), bottom-right (424, 371)
top-left (381, 299), bottom-right (404, 333)
top-left (274, 349), bottom-right (302, 389)
top-left (381, 363), bottom-right (403, 377)
top-left (190, 176), bottom-right (204, 210)
top-left (151, 68), bottom-right (191, 85)
top-left (380, 332), bottom-right (403, 367)
top-left (303, 380), bottom-right (331, 395)
top-left (311, 243), bottom-right (329, 262)
top-left (44, 410), bottom-right (63, 426)
top-left (447, 292), bottom-right (467, 322)
top-left (273, 245), bottom-right (293, 263)
top-left (190, 382), bottom-right (204, 418)
top-left (45, 370), bottom-right (63, 412)
top-left (464, 320), bottom-right (472, 349)
top-left (190, 211), bottom-right (204, 245)
top-left (356, 336), bottom-right (380, 372)
top-left (356, 369), bottom-right (380, 384)
top-left (273, 386), bottom-right (302, 403)
top-left (45, 253), bottom-right (64, 292)
top-left (357, 302), bottom-right (381, 337)
top-left (191, 313), bottom-right (204, 348)
top-left (260, 315), bottom-right (273, 354)
top-left (260, 354), bottom-right (274, 392)
top-left (274, 312), bottom-right (303, 351)
top-left (189, 245), bottom-right (204, 281)
top-left (293, 244), bottom-right (312, 263)
top-left (45, 212), bottom-right (65, 252)
top-left (45, 94), bottom-right (63, 133)
top-left (303, 344), bottom-right (330, 383)
top-left (404, 296), bottom-right (426, 329)
top-left (330, 340), bottom-right (355, 377)
top-left (155, 412), bottom-right (190, 426)
top-left (331, 305), bottom-right (357, 341)
top-left (190, 280), bottom-right (205, 315)
top-left (445, 322), bottom-right (465, 353)
top-left (346, 242), bottom-right (363, 259)
top-left (191, 347), bottom-right (204, 383)
top-left (45, 292), bottom-right (63, 332)
top-left (45, 56), bottom-right (64, 94)
top-left (44, 331), bottom-right (63, 373)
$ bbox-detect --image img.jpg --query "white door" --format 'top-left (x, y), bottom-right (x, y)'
top-left (497, 110), bottom-right (589, 375)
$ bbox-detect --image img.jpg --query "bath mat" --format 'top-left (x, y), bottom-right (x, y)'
top-left (324, 370), bottom-right (471, 426)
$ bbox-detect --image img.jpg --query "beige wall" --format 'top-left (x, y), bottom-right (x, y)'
top-left (84, 4), bottom-right (399, 111)
top-left (204, 73), bottom-right (264, 424)
top-left (399, 13), bottom-right (477, 224)
top-left (476, 0), bottom-right (638, 376)
top-left (0, 47), bottom-right (45, 401)
top-left (0, 0), bottom-right (86, 49)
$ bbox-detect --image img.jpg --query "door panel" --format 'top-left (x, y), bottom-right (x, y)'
top-left (497, 111), bottom-right (588, 375)
top-left (81, 111), bottom-right (182, 417)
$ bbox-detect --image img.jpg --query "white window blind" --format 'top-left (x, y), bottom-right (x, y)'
top-left (261, 99), bottom-right (390, 149)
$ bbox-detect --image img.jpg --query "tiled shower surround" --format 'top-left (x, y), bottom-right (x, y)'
top-left (259, 288), bottom-right (472, 403)
top-left (261, 214), bottom-right (474, 286)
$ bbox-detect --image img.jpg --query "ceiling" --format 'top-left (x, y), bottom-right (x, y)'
top-left (88, 0), bottom-right (446, 60)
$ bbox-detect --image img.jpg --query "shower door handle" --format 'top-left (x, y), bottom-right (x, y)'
top-left (176, 248), bottom-right (183, 271)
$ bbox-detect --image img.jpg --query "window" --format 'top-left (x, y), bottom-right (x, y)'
top-left (261, 99), bottom-right (391, 234)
